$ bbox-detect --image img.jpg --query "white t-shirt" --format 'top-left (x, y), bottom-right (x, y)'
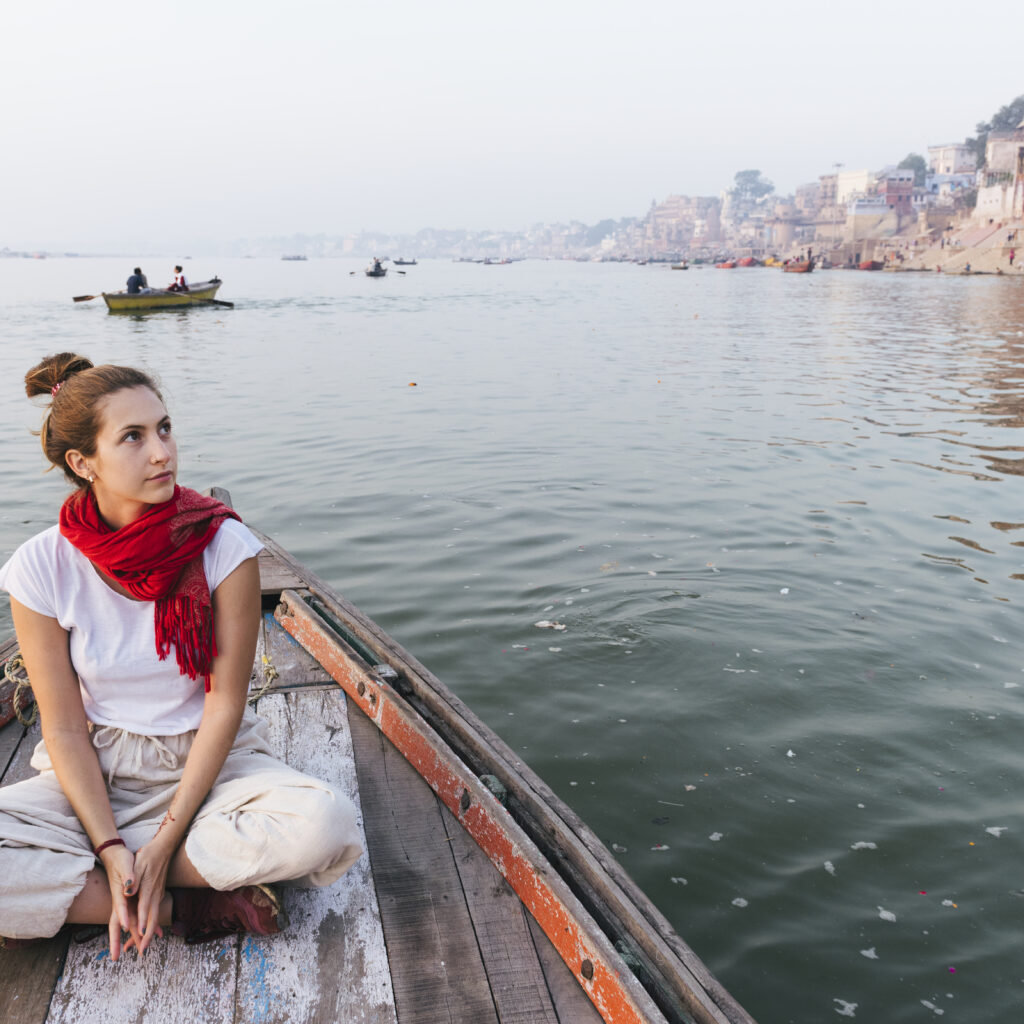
top-left (0, 519), bottom-right (263, 735)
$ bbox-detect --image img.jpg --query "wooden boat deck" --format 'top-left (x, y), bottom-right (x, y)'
top-left (0, 497), bottom-right (756, 1024)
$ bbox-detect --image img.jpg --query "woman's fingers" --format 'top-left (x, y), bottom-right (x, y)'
top-left (108, 909), bottom-right (123, 962)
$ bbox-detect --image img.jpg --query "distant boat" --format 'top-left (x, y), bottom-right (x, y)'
top-left (782, 261), bottom-right (814, 273)
top-left (737, 256), bottom-right (758, 267)
top-left (716, 260), bottom-right (737, 269)
top-left (858, 260), bottom-right (884, 271)
top-left (101, 279), bottom-right (228, 311)
top-left (282, 254), bottom-right (307, 261)
top-left (671, 263), bottom-right (689, 270)
top-left (392, 258), bottom-right (417, 266)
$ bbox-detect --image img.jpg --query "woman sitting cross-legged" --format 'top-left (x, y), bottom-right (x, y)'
top-left (0, 353), bottom-right (362, 958)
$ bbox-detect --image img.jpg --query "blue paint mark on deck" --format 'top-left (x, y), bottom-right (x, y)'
top-left (242, 935), bottom-right (273, 1023)
top-left (95, 949), bottom-right (109, 962)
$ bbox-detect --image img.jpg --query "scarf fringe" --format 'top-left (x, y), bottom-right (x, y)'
top-left (155, 594), bottom-right (217, 692)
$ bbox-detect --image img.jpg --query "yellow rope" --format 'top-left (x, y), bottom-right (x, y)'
top-left (3, 652), bottom-right (38, 727)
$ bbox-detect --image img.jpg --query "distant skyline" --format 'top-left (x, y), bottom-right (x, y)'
top-left (2, 1), bottom-right (1021, 253)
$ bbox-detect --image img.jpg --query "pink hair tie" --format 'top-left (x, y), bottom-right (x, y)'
top-left (51, 381), bottom-right (63, 397)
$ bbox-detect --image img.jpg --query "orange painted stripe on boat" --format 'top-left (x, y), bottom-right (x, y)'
top-left (276, 591), bottom-right (662, 1024)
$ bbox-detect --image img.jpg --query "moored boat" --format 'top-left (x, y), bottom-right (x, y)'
top-left (0, 489), bottom-right (757, 1024)
top-left (858, 260), bottom-right (884, 271)
top-left (782, 260), bottom-right (814, 273)
top-left (392, 258), bottom-right (417, 266)
top-left (102, 279), bottom-right (226, 311)
top-left (737, 257), bottom-right (757, 268)
top-left (715, 260), bottom-right (736, 269)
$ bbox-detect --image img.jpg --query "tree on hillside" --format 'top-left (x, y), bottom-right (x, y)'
top-left (964, 94), bottom-right (1024, 166)
top-left (732, 169), bottom-right (774, 200)
top-left (897, 153), bottom-right (927, 186)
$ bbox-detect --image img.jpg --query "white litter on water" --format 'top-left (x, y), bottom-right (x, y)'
top-left (786, 749), bottom-right (796, 758)
top-left (731, 897), bottom-right (748, 908)
top-left (941, 899), bottom-right (957, 908)
top-left (833, 998), bottom-right (857, 1017)
top-left (877, 907), bottom-right (896, 922)
top-left (548, 647), bottom-right (562, 653)
top-left (1004, 682), bottom-right (1020, 688)
top-left (850, 841), bottom-right (878, 850)
top-left (670, 877), bottom-right (688, 885)
top-left (611, 843), bottom-right (627, 853)
top-left (534, 620), bottom-right (566, 630)
top-left (860, 948), bottom-right (878, 960)
top-left (709, 832), bottom-right (723, 842)
top-left (824, 861), bottom-right (836, 876)
top-left (650, 843), bottom-right (669, 851)
top-left (780, 587), bottom-right (790, 595)
top-left (985, 826), bottom-right (1008, 837)
top-left (920, 1000), bottom-right (945, 1016)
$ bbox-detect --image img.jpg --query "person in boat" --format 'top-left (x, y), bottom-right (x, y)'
top-left (0, 354), bottom-right (362, 957)
top-left (126, 268), bottom-right (149, 295)
top-left (371, 258), bottom-right (383, 273)
top-left (167, 265), bottom-right (189, 292)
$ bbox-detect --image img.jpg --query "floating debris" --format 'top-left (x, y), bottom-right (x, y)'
top-left (833, 998), bottom-right (857, 1017)
top-left (731, 897), bottom-right (748, 908)
top-left (850, 841), bottom-right (878, 850)
top-left (824, 861), bottom-right (837, 876)
top-left (941, 899), bottom-right (958, 908)
top-left (860, 948), bottom-right (878, 960)
top-left (985, 826), bottom-right (1008, 838)
top-left (670, 877), bottom-right (688, 885)
top-left (786, 749), bottom-right (796, 758)
top-left (877, 907), bottom-right (896, 922)
top-left (548, 647), bottom-right (562, 653)
top-left (780, 587), bottom-right (790, 595)
top-left (611, 843), bottom-right (628, 854)
top-left (709, 832), bottom-right (723, 842)
top-left (920, 1000), bottom-right (945, 1016)
top-left (684, 784), bottom-right (697, 792)
top-left (533, 620), bottom-right (566, 631)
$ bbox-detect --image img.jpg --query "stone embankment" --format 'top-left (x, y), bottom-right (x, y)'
top-left (902, 221), bottom-right (1023, 275)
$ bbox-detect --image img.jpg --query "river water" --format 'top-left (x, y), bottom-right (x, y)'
top-left (1, 257), bottom-right (1022, 1023)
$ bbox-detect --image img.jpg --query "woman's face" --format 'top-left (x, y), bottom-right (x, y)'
top-left (77, 386), bottom-right (177, 529)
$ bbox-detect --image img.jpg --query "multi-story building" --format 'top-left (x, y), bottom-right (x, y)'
top-left (927, 143), bottom-right (977, 176)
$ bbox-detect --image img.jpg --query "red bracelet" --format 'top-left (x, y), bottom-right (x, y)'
top-left (92, 837), bottom-right (126, 858)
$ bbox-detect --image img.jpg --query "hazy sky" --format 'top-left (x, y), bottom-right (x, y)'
top-left (3, 0), bottom-right (1021, 251)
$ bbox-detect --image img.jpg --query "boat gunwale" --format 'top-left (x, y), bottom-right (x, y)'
top-left (252, 523), bottom-right (756, 1024)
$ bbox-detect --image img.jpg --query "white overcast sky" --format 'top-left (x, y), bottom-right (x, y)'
top-left (2, 0), bottom-right (1021, 251)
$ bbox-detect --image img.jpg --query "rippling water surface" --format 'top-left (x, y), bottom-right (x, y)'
top-left (2, 257), bottom-right (1023, 1023)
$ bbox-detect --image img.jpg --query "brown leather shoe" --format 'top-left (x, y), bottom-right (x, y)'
top-left (170, 885), bottom-right (289, 945)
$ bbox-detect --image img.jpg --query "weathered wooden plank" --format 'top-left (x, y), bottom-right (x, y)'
top-left (47, 935), bottom-right (238, 1024)
top-left (442, 806), bottom-right (560, 1024)
top-left (251, 612), bottom-right (332, 695)
top-left (526, 915), bottom-right (605, 1024)
top-left (0, 719), bottom-right (27, 781)
top-left (0, 718), bottom-right (71, 1024)
top-left (258, 550), bottom-right (305, 596)
top-left (237, 689), bottom-right (396, 1024)
top-left (347, 707), bottom-right (499, 1024)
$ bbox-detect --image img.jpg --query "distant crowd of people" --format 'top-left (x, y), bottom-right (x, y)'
top-left (125, 265), bottom-right (189, 295)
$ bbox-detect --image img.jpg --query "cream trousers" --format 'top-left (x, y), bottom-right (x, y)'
top-left (0, 706), bottom-right (362, 939)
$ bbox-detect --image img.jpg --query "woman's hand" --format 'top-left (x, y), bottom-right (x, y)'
top-left (99, 844), bottom-right (143, 960)
top-left (124, 834), bottom-right (174, 955)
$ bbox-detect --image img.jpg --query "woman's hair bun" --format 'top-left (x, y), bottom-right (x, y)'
top-left (25, 353), bottom-right (94, 400)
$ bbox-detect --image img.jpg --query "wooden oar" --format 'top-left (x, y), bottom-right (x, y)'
top-left (194, 297), bottom-right (234, 308)
top-left (72, 294), bottom-right (99, 302)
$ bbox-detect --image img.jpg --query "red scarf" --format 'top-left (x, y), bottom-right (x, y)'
top-left (59, 485), bottom-right (241, 691)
